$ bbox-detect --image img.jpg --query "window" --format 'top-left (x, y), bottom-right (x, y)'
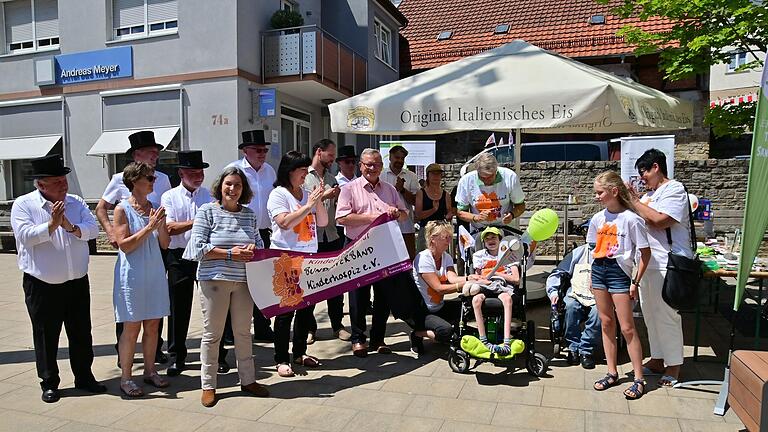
top-left (112, 0), bottom-right (177, 40)
top-left (2, 0), bottom-right (59, 54)
top-left (727, 51), bottom-right (749, 72)
top-left (281, 106), bottom-right (311, 156)
top-left (281, 0), bottom-right (296, 12)
top-left (373, 18), bottom-right (392, 66)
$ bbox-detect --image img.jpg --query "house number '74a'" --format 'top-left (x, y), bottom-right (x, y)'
top-left (212, 114), bottom-right (229, 125)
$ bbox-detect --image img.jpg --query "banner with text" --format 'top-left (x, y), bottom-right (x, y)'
top-left (246, 215), bottom-right (411, 318)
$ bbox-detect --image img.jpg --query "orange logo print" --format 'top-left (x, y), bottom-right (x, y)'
top-left (272, 253), bottom-right (305, 307)
top-left (593, 223), bottom-right (620, 259)
top-left (293, 214), bottom-right (316, 242)
top-left (427, 274), bottom-right (449, 304)
top-left (479, 259), bottom-right (508, 277)
top-left (475, 192), bottom-right (501, 221)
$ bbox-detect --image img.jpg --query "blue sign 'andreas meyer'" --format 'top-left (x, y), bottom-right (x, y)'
top-left (55, 47), bottom-right (133, 85)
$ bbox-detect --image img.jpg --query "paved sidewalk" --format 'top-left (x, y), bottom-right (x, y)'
top-left (0, 254), bottom-right (746, 432)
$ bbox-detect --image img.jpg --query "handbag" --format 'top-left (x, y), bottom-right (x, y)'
top-left (661, 186), bottom-right (702, 310)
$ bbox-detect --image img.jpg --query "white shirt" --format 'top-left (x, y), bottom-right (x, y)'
top-left (161, 184), bottom-right (213, 249)
top-left (456, 167), bottom-right (525, 230)
top-left (413, 250), bottom-right (454, 312)
top-left (227, 157), bottom-right (276, 230)
top-left (267, 186), bottom-right (318, 253)
top-left (382, 167), bottom-right (420, 234)
top-left (640, 179), bottom-right (694, 269)
top-left (11, 190), bottom-right (100, 284)
top-left (587, 208), bottom-right (650, 278)
top-left (102, 171), bottom-right (172, 208)
top-left (336, 172), bottom-right (357, 187)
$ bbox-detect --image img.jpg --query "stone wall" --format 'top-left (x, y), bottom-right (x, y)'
top-left (440, 159), bottom-right (751, 255)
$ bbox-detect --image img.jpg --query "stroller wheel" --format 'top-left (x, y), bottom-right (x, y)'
top-left (526, 352), bottom-right (549, 377)
top-left (448, 349), bottom-right (471, 374)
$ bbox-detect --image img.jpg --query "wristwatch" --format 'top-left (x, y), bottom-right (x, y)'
top-left (631, 279), bottom-right (640, 287)
top-left (65, 224), bottom-right (78, 233)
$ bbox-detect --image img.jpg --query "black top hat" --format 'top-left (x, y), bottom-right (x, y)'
top-left (28, 155), bottom-right (71, 178)
top-left (127, 131), bottom-right (163, 155)
top-left (176, 150), bottom-right (210, 169)
top-left (239, 130), bottom-right (270, 149)
top-left (336, 145), bottom-right (358, 161)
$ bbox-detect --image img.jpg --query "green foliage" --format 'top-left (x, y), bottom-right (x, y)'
top-left (599, 0), bottom-right (767, 80)
top-left (705, 101), bottom-right (757, 138)
top-left (270, 9), bottom-right (304, 30)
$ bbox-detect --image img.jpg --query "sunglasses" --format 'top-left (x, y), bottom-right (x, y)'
top-left (361, 162), bottom-right (383, 169)
top-left (254, 148), bottom-right (269, 154)
top-left (145, 175), bottom-right (157, 182)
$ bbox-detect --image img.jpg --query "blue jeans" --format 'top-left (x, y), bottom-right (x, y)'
top-left (564, 296), bottom-right (601, 355)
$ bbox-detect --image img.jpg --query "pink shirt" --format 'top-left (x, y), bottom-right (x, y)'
top-left (335, 176), bottom-right (407, 240)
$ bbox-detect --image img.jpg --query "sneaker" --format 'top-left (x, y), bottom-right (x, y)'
top-left (566, 350), bottom-right (580, 366)
top-left (334, 328), bottom-right (352, 341)
top-left (409, 331), bottom-right (424, 356)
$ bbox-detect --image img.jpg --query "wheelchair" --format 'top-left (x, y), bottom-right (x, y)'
top-left (447, 225), bottom-right (549, 377)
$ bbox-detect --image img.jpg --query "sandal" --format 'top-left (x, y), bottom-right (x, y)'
top-left (658, 375), bottom-right (679, 387)
top-left (593, 373), bottom-right (620, 391)
top-left (624, 379), bottom-right (646, 399)
top-left (294, 355), bottom-right (321, 367)
top-left (120, 380), bottom-right (144, 397)
top-left (277, 363), bottom-right (295, 377)
top-left (143, 372), bottom-right (170, 388)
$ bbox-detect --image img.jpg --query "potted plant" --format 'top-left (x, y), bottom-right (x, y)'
top-left (270, 9), bottom-right (304, 32)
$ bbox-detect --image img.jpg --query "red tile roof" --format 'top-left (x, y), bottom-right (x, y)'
top-left (398, 0), bottom-right (674, 70)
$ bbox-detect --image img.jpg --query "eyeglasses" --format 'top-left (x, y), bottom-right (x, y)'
top-left (361, 162), bottom-right (383, 169)
top-left (145, 175), bottom-right (157, 182)
top-left (253, 148), bottom-right (269, 154)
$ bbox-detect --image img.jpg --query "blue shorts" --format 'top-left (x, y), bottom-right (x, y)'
top-left (591, 258), bottom-right (631, 294)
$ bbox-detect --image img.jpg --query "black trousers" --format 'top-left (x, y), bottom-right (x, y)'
top-left (308, 237), bottom-right (345, 333)
top-left (274, 304), bottom-right (316, 364)
top-left (346, 238), bottom-right (391, 344)
top-left (23, 273), bottom-right (96, 391)
top-left (165, 248), bottom-right (197, 361)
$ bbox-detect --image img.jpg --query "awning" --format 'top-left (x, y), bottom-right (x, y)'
top-left (87, 126), bottom-right (179, 155)
top-left (0, 135), bottom-right (62, 160)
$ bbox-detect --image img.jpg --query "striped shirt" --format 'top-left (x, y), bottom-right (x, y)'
top-left (183, 202), bottom-right (263, 282)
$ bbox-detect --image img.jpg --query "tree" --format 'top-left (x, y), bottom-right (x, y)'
top-left (599, 0), bottom-right (767, 136)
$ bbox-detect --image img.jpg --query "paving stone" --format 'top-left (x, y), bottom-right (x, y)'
top-left (258, 400), bottom-right (357, 431)
top-left (380, 374), bottom-right (465, 398)
top-left (585, 411), bottom-right (682, 432)
top-left (439, 420), bottom-right (536, 432)
top-left (677, 418), bottom-right (745, 432)
top-left (109, 406), bottom-right (213, 432)
top-left (491, 404), bottom-right (585, 432)
top-left (404, 394), bottom-right (497, 423)
top-left (457, 382), bottom-right (543, 406)
top-left (629, 394), bottom-right (731, 422)
top-left (192, 416), bottom-right (292, 432)
top-left (324, 387), bottom-right (414, 414)
top-left (541, 386), bottom-right (629, 414)
top-left (342, 411), bottom-right (444, 432)
top-left (46, 394), bottom-right (139, 426)
top-left (0, 409), bottom-right (68, 431)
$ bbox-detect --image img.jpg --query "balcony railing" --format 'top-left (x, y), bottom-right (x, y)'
top-left (261, 25), bottom-right (367, 96)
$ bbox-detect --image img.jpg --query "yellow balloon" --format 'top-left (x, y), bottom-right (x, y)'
top-left (526, 208), bottom-right (559, 241)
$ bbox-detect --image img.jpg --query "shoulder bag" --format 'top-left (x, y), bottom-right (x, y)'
top-left (662, 186), bottom-right (702, 310)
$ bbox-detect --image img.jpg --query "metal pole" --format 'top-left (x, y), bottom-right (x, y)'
top-left (514, 129), bottom-right (521, 175)
top-left (299, 28), bottom-right (304, 80)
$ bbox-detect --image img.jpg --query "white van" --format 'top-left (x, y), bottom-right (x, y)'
top-left (460, 141), bottom-right (609, 176)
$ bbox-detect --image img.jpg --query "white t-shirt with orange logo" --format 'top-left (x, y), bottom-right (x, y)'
top-left (267, 186), bottom-right (318, 253)
top-left (472, 248), bottom-right (519, 277)
top-left (586, 208), bottom-right (649, 277)
top-left (456, 167), bottom-right (525, 229)
top-left (413, 250), bottom-right (454, 312)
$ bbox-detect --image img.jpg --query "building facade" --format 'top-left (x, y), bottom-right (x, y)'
top-left (0, 0), bottom-right (406, 201)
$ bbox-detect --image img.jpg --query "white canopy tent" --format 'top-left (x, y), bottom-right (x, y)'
top-left (329, 40), bottom-right (694, 168)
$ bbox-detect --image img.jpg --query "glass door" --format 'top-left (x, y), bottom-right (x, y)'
top-left (281, 106), bottom-right (311, 156)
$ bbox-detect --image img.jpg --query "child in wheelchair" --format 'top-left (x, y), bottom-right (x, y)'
top-left (462, 227), bottom-right (522, 356)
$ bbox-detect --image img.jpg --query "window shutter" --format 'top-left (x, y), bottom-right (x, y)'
top-left (34, 0), bottom-right (58, 39)
top-left (147, 0), bottom-right (176, 23)
top-left (4, 0), bottom-right (33, 44)
top-left (113, 0), bottom-right (145, 28)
